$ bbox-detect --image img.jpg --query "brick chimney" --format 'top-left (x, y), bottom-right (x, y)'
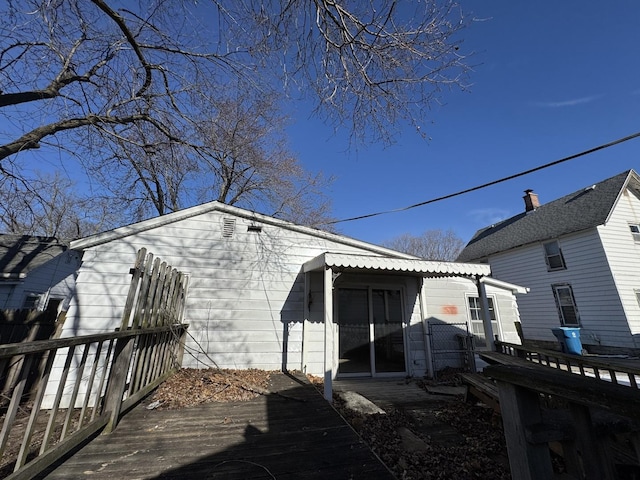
top-left (523, 189), bottom-right (540, 212)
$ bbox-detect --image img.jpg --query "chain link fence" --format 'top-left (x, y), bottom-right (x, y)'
top-left (428, 322), bottom-right (475, 379)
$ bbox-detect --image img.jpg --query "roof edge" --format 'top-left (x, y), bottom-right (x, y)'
top-left (603, 169), bottom-right (639, 225)
top-left (70, 202), bottom-right (418, 260)
top-left (303, 252), bottom-right (492, 277)
top-left (480, 276), bottom-right (529, 295)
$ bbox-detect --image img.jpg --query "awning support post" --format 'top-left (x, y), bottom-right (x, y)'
top-left (323, 266), bottom-right (334, 401)
top-left (477, 276), bottom-right (496, 351)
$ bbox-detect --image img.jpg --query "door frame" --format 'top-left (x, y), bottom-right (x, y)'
top-left (335, 284), bottom-right (408, 378)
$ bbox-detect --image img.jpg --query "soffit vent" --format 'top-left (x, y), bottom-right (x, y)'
top-left (222, 217), bottom-right (236, 238)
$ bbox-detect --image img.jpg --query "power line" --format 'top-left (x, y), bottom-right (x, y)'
top-left (325, 130), bottom-right (640, 226)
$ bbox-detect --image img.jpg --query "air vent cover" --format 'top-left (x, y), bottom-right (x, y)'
top-left (222, 218), bottom-right (236, 238)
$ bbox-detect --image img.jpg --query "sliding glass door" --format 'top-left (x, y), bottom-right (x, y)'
top-left (337, 287), bottom-right (406, 376)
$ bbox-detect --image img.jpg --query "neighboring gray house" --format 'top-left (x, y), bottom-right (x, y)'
top-left (0, 235), bottom-right (80, 313)
top-left (458, 169), bottom-right (640, 355)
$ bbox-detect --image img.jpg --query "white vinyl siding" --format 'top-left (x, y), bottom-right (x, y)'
top-left (421, 277), bottom-right (520, 345)
top-left (489, 227), bottom-right (629, 347)
top-left (598, 187), bottom-right (640, 345)
top-left (65, 211), bottom-right (381, 371)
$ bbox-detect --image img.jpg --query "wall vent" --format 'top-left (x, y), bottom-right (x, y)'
top-left (247, 225), bottom-right (262, 233)
top-left (222, 217), bottom-right (236, 238)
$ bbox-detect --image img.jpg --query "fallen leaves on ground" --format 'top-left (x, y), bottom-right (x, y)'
top-left (154, 369), bottom-right (511, 478)
top-left (333, 397), bottom-right (511, 480)
top-left (150, 368), bottom-right (274, 408)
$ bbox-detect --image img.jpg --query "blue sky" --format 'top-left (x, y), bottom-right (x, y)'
top-left (288, 1), bottom-right (640, 245)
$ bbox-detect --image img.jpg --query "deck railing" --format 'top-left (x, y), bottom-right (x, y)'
top-left (492, 341), bottom-right (640, 388)
top-left (486, 363), bottom-right (640, 480)
top-left (1, 248), bottom-right (190, 480)
top-left (0, 323), bottom-right (187, 480)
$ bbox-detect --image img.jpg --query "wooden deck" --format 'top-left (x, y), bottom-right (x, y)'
top-left (41, 373), bottom-right (394, 479)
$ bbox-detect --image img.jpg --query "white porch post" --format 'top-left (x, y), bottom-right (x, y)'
top-left (302, 271), bottom-right (310, 374)
top-left (476, 276), bottom-right (496, 351)
top-left (418, 277), bottom-right (434, 378)
top-left (323, 266), bottom-right (334, 401)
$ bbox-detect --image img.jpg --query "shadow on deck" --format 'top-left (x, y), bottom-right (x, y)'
top-left (41, 373), bottom-right (394, 479)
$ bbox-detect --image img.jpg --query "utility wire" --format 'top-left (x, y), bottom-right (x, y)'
top-left (324, 130), bottom-right (640, 226)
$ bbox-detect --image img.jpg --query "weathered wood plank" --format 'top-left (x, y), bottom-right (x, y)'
top-left (459, 372), bottom-right (500, 412)
top-left (485, 364), bottom-right (640, 421)
top-left (43, 374), bottom-right (394, 480)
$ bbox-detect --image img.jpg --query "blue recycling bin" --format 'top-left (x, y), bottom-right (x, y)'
top-left (551, 327), bottom-right (582, 355)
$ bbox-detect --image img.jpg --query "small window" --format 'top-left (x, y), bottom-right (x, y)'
top-left (468, 296), bottom-right (498, 348)
top-left (543, 241), bottom-right (566, 271)
top-left (552, 284), bottom-right (579, 326)
top-left (23, 294), bottom-right (41, 310)
top-left (629, 224), bottom-right (640, 243)
top-left (635, 289), bottom-right (640, 308)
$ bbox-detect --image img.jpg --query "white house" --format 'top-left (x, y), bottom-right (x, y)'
top-left (457, 169), bottom-right (640, 355)
top-left (43, 201), bottom-right (525, 403)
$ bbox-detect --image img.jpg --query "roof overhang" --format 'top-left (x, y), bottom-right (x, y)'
top-left (302, 252), bottom-right (492, 277)
top-left (480, 276), bottom-right (529, 295)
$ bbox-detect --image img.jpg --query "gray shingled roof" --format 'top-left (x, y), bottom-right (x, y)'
top-left (457, 170), bottom-right (638, 262)
top-left (0, 235), bottom-right (67, 277)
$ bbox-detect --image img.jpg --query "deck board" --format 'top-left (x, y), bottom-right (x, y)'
top-left (41, 373), bottom-right (394, 479)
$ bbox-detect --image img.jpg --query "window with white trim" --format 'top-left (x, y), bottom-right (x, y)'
top-left (629, 224), bottom-right (640, 243)
top-left (543, 241), bottom-right (566, 271)
top-left (552, 284), bottom-right (579, 326)
top-left (468, 296), bottom-right (498, 348)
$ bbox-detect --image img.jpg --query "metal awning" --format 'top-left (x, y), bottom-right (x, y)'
top-left (303, 252), bottom-right (528, 402)
top-left (302, 252), bottom-right (491, 277)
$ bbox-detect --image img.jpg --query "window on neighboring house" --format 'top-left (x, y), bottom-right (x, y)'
top-left (552, 284), bottom-right (580, 326)
top-left (22, 294), bottom-right (41, 310)
top-left (635, 289), bottom-right (640, 308)
top-left (468, 296), bottom-right (498, 348)
top-left (629, 224), bottom-right (640, 243)
top-left (543, 241), bottom-right (566, 271)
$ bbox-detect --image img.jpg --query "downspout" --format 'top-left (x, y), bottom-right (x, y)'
top-left (476, 275), bottom-right (496, 351)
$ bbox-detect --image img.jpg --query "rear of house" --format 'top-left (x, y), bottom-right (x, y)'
top-left (41, 201), bottom-right (524, 406)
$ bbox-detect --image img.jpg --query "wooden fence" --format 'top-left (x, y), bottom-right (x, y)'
top-left (0, 248), bottom-right (189, 480)
top-left (0, 308), bottom-right (61, 346)
top-left (0, 308), bottom-right (65, 406)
